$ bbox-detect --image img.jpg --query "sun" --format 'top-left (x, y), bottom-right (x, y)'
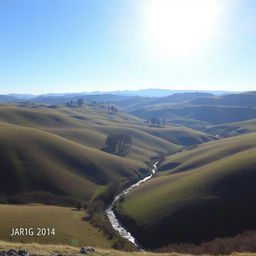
top-left (146, 0), bottom-right (221, 57)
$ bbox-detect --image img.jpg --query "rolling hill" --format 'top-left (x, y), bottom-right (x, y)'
top-left (0, 105), bottom-right (215, 162)
top-left (0, 103), bottom-right (213, 205)
top-left (205, 118), bottom-right (256, 137)
top-left (0, 123), bottom-right (148, 205)
top-left (0, 204), bottom-right (113, 247)
top-left (116, 132), bottom-right (256, 249)
top-left (130, 104), bottom-right (256, 125)
top-left (1, 100), bottom-right (254, 251)
top-left (189, 91), bottom-right (256, 106)
top-left (129, 92), bottom-right (256, 127)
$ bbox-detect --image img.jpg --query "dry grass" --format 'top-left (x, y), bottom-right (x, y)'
top-left (0, 240), bottom-right (255, 256)
top-left (0, 204), bottom-right (112, 248)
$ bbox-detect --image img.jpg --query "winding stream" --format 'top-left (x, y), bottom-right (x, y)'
top-left (105, 162), bottom-right (158, 249)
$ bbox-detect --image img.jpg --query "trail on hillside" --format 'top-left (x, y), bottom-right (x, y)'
top-left (105, 161), bottom-right (158, 250)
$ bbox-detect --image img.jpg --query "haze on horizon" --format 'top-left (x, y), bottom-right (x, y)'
top-left (0, 0), bottom-right (256, 94)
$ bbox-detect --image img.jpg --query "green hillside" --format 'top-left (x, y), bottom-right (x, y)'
top-left (130, 104), bottom-right (256, 125)
top-left (0, 105), bottom-right (214, 162)
top-left (116, 132), bottom-right (256, 249)
top-left (189, 91), bottom-right (256, 106)
top-left (205, 118), bottom-right (256, 137)
top-left (128, 92), bottom-right (256, 127)
top-left (0, 123), bottom-right (147, 205)
top-left (0, 204), bottom-right (113, 248)
top-left (133, 125), bottom-right (215, 146)
top-left (0, 103), bottom-right (226, 250)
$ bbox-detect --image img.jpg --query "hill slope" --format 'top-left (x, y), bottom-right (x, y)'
top-left (129, 92), bottom-right (256, 126)
top-left (116, 132), bottom-right (256, 249)
top-left (0, 123), bottom-right (147, 205)
top-left (0, 105), bottom-right (214, 161)
top-left (0, 204), bottom-right (113, 248)
top-left (205, 118), bottom-right (256, 137)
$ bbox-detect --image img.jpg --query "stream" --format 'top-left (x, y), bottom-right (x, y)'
top-left (105, 161), bottom-right (158, 250)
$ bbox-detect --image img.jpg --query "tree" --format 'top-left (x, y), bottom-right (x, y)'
top-left (117, 133), bottom-right (132, 153)
top-left (105, 133), bottom-right (132, 156)
top-left (110, 105), bottom-right (118, 112)
top-left (77, 98), bottom-right (84, 107)
top-left (156, 118), bottom-right (161, 127)
top-left (76, 201), bottom-right (82, 211)
top-left (105, 134), bottom-right (118, 152)
top-left (150, 117), bottom-right (161, 127)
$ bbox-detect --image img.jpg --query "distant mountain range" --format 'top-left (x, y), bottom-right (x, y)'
top-left (1, 88), bottom-right (239, 102)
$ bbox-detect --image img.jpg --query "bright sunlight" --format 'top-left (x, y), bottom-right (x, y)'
top-left (146, 0), bottom-right (221, 57)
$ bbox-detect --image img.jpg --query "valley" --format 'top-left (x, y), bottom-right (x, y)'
top-left (0, 91), bottom-right (256, 255)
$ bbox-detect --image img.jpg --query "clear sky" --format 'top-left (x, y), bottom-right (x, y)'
top-left (0, 0), bottom-right (255, 94)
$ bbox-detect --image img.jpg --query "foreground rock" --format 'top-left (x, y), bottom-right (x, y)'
top-left (0, 250), bottom-right (30, 256)
top-left (0, 247), bottom-right (95, 256)
top-left (80, 247), bottom-right (95, 254)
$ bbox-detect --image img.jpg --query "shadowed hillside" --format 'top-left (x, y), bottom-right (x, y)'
top-left (129, 92), bottom-right (256, 127)
top-left (116, 132), bottom-right (256, 249)
top-left (0, 204), bottom-right (113, 247)
top-left (0, 105), bottom-right (215, 162)
top-left (205, 118), bottom-right (256, 137)
top-left (0, 123), bottom-right (147, 205)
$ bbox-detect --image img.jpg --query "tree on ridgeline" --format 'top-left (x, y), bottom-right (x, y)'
top-left (66, 100), bottom-right (74, 107)
top-left (150, 117), bottom-right (161, 127)
top-left (77, 98), bottom-right (84, 107)
top-left (110, 105), bottom-right (118, 113)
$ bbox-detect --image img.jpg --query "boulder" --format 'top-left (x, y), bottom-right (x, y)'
top-left (79, 247), bottom-right (95, 254)
top-left (18, 250), bottom-right (29, 256)
top-left (7, 249), bottom-right (18, 256)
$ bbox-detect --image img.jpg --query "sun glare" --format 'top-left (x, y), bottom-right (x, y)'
top-left (146, 0), bottom-right (221, 57)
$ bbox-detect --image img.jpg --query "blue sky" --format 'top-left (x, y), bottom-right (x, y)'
top-left (0, 0), bottom-right (255, 94)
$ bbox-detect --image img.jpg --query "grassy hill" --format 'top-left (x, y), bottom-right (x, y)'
top-left (0, 204), bottom-right (112, 248)
top-left (0, 123), bottom-right (147, 205)
top-left (129, 92), bottom-right (256, 127)
top-left (133, 126), bottom-right (215, 146)
top-left (205, 119), bottom-right (256, 137)
top-left (0, 105), bottom-right (214, 162)
top-left (130, 104), bottom-right (256, 125)
top-left (189, 91), bottom-right (256, 106)
top-left (0, 103), bottom-right (227, 250)
top-left (116, 132), bottom-right (256, 249)
top-left (1, 103), bottom-right (209, 204)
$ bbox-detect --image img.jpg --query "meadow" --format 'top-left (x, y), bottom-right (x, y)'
top-left (0, 204), bottom-right (112, 248)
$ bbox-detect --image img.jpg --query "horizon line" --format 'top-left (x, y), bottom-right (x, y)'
top-left (0, 88), bottom-right (246, 96)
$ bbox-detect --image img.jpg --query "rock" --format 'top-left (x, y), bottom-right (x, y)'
top-left (18, 250), bottom-right (29, 256)
top-left (0, 250), bottom-right (8, 256)
top-left (7, 249), bottom-right (18, 256)
top-left (79, 247), bottom-right (95, 254)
